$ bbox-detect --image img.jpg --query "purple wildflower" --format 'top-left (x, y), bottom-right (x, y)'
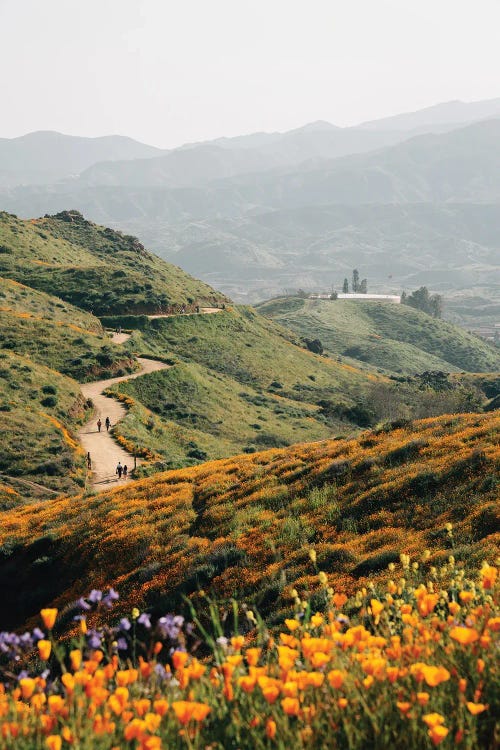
top-left (119, 617), bottom-right (131, 632)
top-left (137, 613), bottom-right (151, 629)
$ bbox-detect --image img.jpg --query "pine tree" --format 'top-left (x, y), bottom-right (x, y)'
top-left (352, 269), bottom-right (360, 293)
top-left (360, 279), bottom-right (368, 294)
top-left (342, 278), bottom-right (349, 293)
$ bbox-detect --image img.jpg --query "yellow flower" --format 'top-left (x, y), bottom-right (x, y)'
top-left (466, 702), bottom-right (488, 715)
top-left (284, 619), bottom-right (300, 632)
top-left (396, 702), bottom-right (411, 714)
top-left (281, 697), bottom-right (300, 716)
top-left (38, 640), bottom-right (52, 661)
top-left (309, 549), bottom-right (317, 564)
top-left (428, 725), bottom-right (449, 745)
top-left (172, 700), bottom-right (211, 725)
top-left (449, 626), bottom-right (479, 645)
top-left (370, 599), bottom-right (384, 618)
top-left (480, 563), bottom-right (497, 590)
top-left (422, 713), bottom-right (445, 728)
top-left (421, 666), bottom-right (450, 687)
top-left (45, 737), bottom-right (62, 750)
top-left (40, 609), bottom-right (58, 630)
top-left (19, 678), bottom-right (36, 700)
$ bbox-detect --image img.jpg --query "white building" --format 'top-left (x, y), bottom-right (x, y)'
top-left (309, 293), bottom-right (401, 303)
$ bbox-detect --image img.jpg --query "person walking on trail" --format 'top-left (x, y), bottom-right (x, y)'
top-left (97, 418), bottom-right (102, 433)
top-left (116, 462), bottom-right (123, 479)
top-left (105, 416), bottom-right (111, 432)
top-left (123, 464), bottom-right (128, 479)
top-left (87, 452), bottom-right (92, 470)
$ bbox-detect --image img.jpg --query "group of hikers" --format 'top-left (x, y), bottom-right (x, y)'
top-left (85, 416), bottom-right (130, 481)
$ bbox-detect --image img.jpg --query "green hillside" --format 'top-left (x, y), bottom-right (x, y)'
top-left (256, 297), bottom-right (500, 374)
top-left (0, 351), bottom-right (88, 501)
top-left (105, 307), bottom-right (376, 469)
top-left (0, 277), bottom-right (136, 381)
top-left (0, 210), bottom-right (226, 314)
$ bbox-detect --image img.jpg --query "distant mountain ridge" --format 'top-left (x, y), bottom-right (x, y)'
top-left (0, 131), bottom-right (164, 187)
top-left (2, 96), bottom-right (499, 190)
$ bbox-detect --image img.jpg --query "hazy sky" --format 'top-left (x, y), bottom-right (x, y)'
top-left (1, 0), bottom-right (499, 148)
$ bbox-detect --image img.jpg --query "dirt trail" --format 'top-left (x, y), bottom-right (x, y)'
top-left (147, 307), bottom-right (222, 319)
top-left (78, 354), bottom-right (169, 489)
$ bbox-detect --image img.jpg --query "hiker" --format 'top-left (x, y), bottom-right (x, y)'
top-left (123, 464), bottom-right (128, 479)
top-left (116, 462), bottom-right (123, 479)
top-left (105, 416), bottom-right (111, 432)
top-left (97, 418), bottom-right (102, 432)
top-left (87, 452), bottom-right (92, 469)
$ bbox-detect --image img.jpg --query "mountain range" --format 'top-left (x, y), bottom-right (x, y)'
top-left (0, 98), bottom-right (499, 320)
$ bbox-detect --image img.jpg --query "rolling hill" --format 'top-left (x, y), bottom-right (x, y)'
top-left (0, 277), bottom-right (136, 380)
top-left (0, 411), bottom-right (497, 630)
top-left (256, 297), bottom-right (500, 374)
top-left (0, 351), bottom-right (89, 501)
top-left (102, 306), bottom-right (378, 470)
top-left (0, 209), bottom-right (225, 314)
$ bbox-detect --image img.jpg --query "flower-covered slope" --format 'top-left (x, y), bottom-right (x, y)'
top-left (0, 412), bottom-right (498, 630)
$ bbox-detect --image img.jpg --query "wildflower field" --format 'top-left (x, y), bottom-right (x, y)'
top-left (0, 412), bottom-right (498, 628)
top-left (0, 558), bottom-right (497, 749)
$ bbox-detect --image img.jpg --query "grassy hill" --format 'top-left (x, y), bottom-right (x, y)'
top-left (0, 277), bottom-right (136, 381)
top-left (0, 411), bottom-right (497, 630)
top-left (0, 210), bottom-right (225, 314)
top-left (100, 306), bottom-right (380, 469)
top-left (256, 297), bottom-right (500, 374)
top-left (0, 351), bottom-right (89, 501)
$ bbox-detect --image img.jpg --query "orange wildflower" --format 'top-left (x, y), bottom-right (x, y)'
top-left (327, 670), bottom-right (345, 689)
top-left (428, 726), bottom-right (449, 745)
top-left (266, 718), bottom-right (277, 739)
top-left (19, 678), bottom-right (35, 701)
top-left (172, 701), bottom-right (211, 725)
top-left (281, 697), bottom-right (300, 716)
top-left (40, 609), bottom-right (58, 630)
top-left (449, 627), bottom-right (479, 645)
top-left (38, 640), bottom-right (52, 661)
top-left (45, 737), bottom-right (62, 750)
top-left (466, 702), bottom-right (488, 715)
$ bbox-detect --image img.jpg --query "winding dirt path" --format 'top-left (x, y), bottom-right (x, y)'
top-left (78, 344), bottom-right (169, 488)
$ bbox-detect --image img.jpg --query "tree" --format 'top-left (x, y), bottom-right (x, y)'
top-left (359, 278), bottom-right (368, 294)
top-left (342, 278), bottom-right (349, 294)
top-left (404, 286), bottom-right (443, 318)
top-left (352, 269), bottom-right (360, 293)
top-left (330, 291), bottom-right (338, 300)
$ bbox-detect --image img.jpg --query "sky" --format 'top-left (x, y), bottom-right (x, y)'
top-left (1, 0), bottom-right (499, 148)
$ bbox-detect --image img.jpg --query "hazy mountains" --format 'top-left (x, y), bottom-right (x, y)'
top-left (0, 131), bottom-right (163, 187)
top-left (0, 98), bottom-right (499, 318)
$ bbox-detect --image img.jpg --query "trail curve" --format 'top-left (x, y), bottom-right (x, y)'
top-left (78, 355), bottom-right (169, 488)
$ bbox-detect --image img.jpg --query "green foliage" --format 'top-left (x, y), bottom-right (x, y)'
top-left (257, 297), bottom-right (500, 375)
top-left (0, 211), bottom-right (225, 315)
top-left (0, 352), bottom-right (88, 498)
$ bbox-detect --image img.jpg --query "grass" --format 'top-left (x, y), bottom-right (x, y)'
top-left (256, 297), bottom-right (500, 374)
top-left (0, 351), bottom-right (89, 500)
top-left (0, 277), bottom-right (137, 381)
top-left (0, 210), bottom-right (226, 315)
top-left (107, 361), bottom-right (342, 470)
top-left (101, 307), bottom-right (380, 468)
top-left (0, 411), bottom-right (497, 631)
